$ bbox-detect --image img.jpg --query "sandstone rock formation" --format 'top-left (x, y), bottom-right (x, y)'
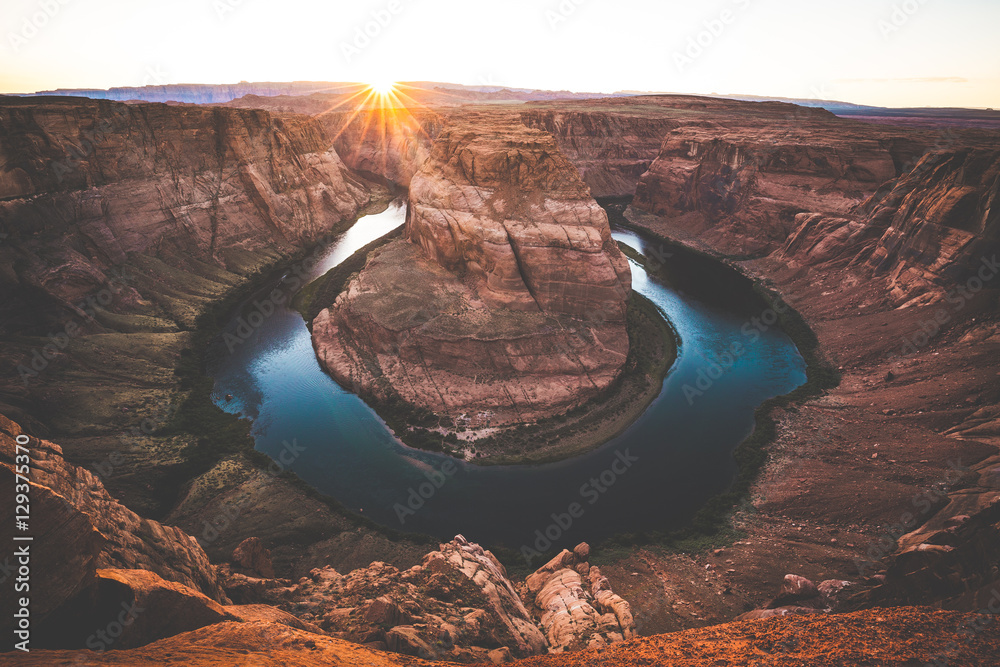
top-left (225, 535), bottom-right (638, 663)
top-left (2, 411), bottom-right (638, 660)
top-left (0, 414), bottom-right (226, 603)
top-left (313, 121), bottom-right (632, 426)
top-left (232, 537), bottom-right (277, 579)
top-left (779, 148), bottom-right (1000, 305)
top-left (631, 120), bottom-right (897, 255)
top-left (519, 108), bottom-right (677, 198)
top-left (622, 103), bottom-right (1000, 624)
top-left (0, 97), bottom-right (374, 333)
top-left (735, 574), bottom-right (853, 621)
top-left (250, 535), bottom-right (549, 662)
top-left (524, 544), bottom-right (637, 652)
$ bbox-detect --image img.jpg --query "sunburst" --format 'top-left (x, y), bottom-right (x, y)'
top-left (369, 81), bottom-right (398, 97)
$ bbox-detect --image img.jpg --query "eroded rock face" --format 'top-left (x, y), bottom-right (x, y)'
top-left (524, 545), bottom-right (636, 653)
top-left (406, 122), bottom-right (631, 319)
top-left (0, 97), bottom-right (373, 333)
top-left (253, 535), bottom-right (548, 662)
top-left (778, 149), bottom-right (1000, 305)
top-left (313, 121), bottom-right (632, 425)
top-left (860, 149), bottom-right (1000, 304)
top-left (0, 415), bottom-right (226, 603)
top-left (631, 125), bottom-right (898, 255)
top-left (519, 109), bottom-right (678, 198)
top-left (232, 537), bottom-right (277, 579)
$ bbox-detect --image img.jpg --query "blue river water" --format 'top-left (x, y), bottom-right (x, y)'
top-left (207, 201), bottom-right (806, 554)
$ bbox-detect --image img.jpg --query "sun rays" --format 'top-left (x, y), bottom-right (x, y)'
top-left (317, 81), bottom-right (439, 179)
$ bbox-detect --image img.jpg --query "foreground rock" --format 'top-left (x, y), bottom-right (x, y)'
top-left (313, 120), bottom-right (632, 427)
top-left (524, 544), bottom-right (637, 652)
top-left (244, 536), bottom-right (636, 662)
top-left (13, 608), bottom-right (1000, 666)
top-left (0, 415), bottom-right (227, 605)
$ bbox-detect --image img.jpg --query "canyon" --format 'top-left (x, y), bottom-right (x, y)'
top-left (1, 89), bottom-right (999, 664)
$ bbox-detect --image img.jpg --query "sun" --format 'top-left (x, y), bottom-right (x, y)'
top-left (369, 81), bottom-right (397, 96)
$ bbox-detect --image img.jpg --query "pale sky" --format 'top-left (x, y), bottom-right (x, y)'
top-left (2, 0), bottom-right (998, 108)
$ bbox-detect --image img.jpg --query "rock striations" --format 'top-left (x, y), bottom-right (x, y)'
top-left (0, 97), bottom-right (374, 332)
top-left (312, 121), bottom-right (632, 426)
top-left (782, 148), bottom-right (1000, 305)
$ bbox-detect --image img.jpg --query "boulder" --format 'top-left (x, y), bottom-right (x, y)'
top-left (232, 537), bottom-right (276, 579)
top-left (526, 543), bottom-right (636, 652)
top-left (90, 569), bottom-right (233, 649)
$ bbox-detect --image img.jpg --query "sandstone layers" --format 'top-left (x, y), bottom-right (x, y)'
top-left (313, 121), bottom-right (632, 426)
top-left (782, 148), bottom-right (1000, 305)
top-left (0, 97), bottom-right (373, 333)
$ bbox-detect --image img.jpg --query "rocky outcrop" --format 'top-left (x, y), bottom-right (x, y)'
top-left (227, 535), bottom-right (637, 663)
top-left (524, 544), bottom-right (637, 652)
top-left (254, 536), bottom-right (548, 662)
top-left (313, 121), bottom-right (632, 426)
top-left (859, 149), bottom-right (1000, 304)
top-left (90, 568), bottom-right (233, 649)
top-left (631, 124), bottom-right (897, 255)
top-left (519, 109), bottom-right (677, 198)
top-left (405, 122), bottom-right (631, 319)
top-left (0, 414), bottom-right (226, 603)
top-left (735, 574), bottom-right (854, 621)
top-left (854, 445), bottom-right (1000, 611)
top-left (232, 537), bottom-right (277, 579)
top-left (323, 107), bottom-right (444, 186)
